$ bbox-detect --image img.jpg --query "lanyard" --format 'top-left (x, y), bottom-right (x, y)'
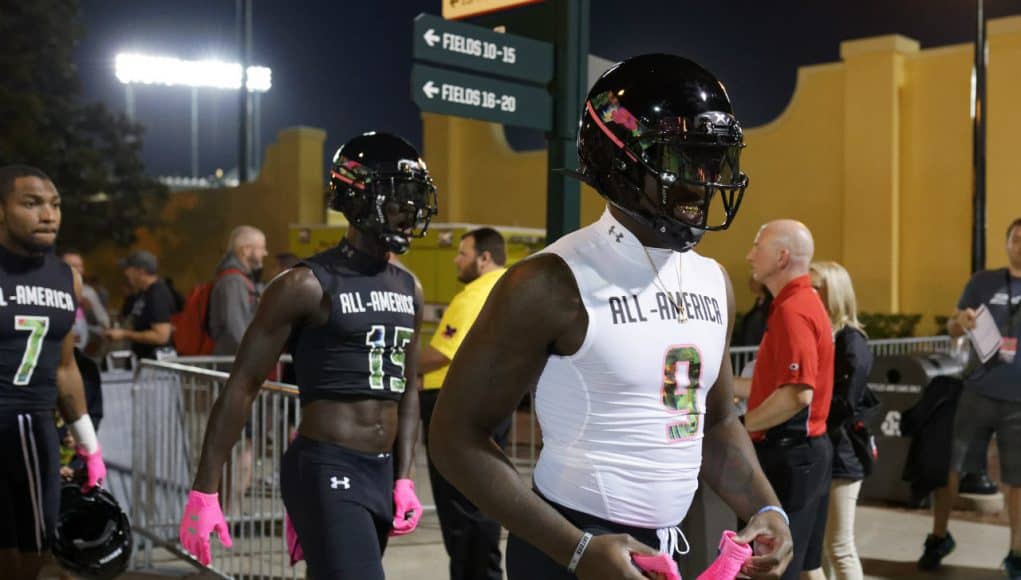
top-left (1008, 270), bottom-right (1020, 315)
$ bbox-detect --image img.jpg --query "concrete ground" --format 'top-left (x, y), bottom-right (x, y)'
top-left (75, 459), bottom-right (1008, 575)
top-left (88, 503), bottom-right (1011, 579)
top-left (47, 441), bottom-right (1011, 580)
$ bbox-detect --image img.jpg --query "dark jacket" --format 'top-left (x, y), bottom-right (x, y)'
top-left (900, 375), bottom-right (963, 494)
top-left (208, 253), bottom-right (258, 356)
top-left (732, 296), bottom-right (772, 347)
top-left (828, 326), bottom-right (874, 480)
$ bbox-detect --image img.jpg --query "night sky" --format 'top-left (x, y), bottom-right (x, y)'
top-left (75, 0), bottom-right (1021, 178)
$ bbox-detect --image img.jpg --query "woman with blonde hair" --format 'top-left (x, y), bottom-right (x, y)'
top-left (810, 261), bottom-right (873, 580)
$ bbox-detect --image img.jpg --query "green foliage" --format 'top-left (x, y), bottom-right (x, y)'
top-left (0, 0), bottom-right (166, 251)
top-left (859, 312), bottom-right (923, 338)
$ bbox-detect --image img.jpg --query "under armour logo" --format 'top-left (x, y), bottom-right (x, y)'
top-left (330, 476), bottom-right (351, 490)
top-left (881, 411), bottom-right (901, 437)
top-left (608, 225), bottom-right (624, 243)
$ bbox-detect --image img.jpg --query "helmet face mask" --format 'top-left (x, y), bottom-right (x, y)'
top-left (578, 54), bottom-right (749, 252)
top-left (330, 133), bottom-right (438, 254)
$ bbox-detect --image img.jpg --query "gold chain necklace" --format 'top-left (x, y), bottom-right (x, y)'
top-left (641, 245), bottom-right (687, 324)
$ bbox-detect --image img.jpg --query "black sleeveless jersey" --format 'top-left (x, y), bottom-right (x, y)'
top-left (0, 246), bottom-right (76, 412)
top-left (291, 242), bottom-right (418, 405)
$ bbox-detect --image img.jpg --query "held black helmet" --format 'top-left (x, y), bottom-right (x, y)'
top-left (576, 53), bottom-right (748, 252)
top-left (53, 484), bottom-right (132, 580)
top-left (329, 132), bottom-right (438, 254)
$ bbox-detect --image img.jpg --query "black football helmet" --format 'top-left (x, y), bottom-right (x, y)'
top-left (576, 53), bottom-right (748, 252)
top-left (53, 484), bottom-right (132, 580)
top-left (329, 132), bottom-right (438, 254)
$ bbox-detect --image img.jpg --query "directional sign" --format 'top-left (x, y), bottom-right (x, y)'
top-left (412, 64), bottom-right (552, 131)
top-left (441, 0), bottom-right (544, 21)
top-left (413, 13), bottom-right (553, 84)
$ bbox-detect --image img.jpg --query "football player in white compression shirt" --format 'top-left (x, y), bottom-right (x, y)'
top-left (430, 54), bottom-right (793, 580)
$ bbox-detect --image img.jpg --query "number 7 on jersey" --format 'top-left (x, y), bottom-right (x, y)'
top-left (14, 316), bottom-right (50, 385)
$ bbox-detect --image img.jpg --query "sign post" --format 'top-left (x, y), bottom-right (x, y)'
top-left (411, 64), bottom-right (552, 131)
top-left (413, 13), bottom-right (553, 84)
top-left (411, 5), bottom-right (587, 240)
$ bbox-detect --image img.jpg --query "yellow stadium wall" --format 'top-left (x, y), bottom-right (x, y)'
top-left (420, 16), bottom-right (1021, 336)
top-left (86, 126), bottom-right (326, 307)
top-left (93, 18), bottom-right (1021, 335)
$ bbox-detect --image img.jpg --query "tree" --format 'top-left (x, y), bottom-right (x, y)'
top-left (0, 0), bottom-right (166, 251)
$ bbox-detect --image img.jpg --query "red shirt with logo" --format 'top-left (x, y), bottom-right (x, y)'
top-left (748, 275), bottom-right (835, 441)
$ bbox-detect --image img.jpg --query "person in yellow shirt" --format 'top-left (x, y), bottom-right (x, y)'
top-left (420, 227), bottom-right (508, 580)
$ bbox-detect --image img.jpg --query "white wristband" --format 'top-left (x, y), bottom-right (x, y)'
top-left (68, 414), bottom-right (99, 454)
top-left (567, 532), bottom-right (593, 573)
top-left (756, 505), bottom-right (790, 527)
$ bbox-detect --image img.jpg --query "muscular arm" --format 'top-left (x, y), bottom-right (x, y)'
top-left (192, 268), bottom-right (323, 492)
top-left (701, 266), bottom-right (782, 520)
top-left (743, 384), bottom-right (812, 432)
top-left (56, 272), bottom-right (88, 423)
top-left (418, 344), bottom-right (450, 375)
top-left (430, 254), bottom-right (590, 568)
top-left (395, 280), bottom-right (425, 479)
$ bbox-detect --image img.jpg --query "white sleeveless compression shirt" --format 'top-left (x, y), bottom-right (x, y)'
top-left (533, 208), bottom-right (729, 529)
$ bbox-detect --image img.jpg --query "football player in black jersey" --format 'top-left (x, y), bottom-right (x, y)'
top-left (180, 132), bottom-right (436, 578)
top-left (0, 165), bottom-right (107, 580)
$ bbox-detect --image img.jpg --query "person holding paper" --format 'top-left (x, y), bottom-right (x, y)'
top-left (919, 217), bottom-right (1021, 578)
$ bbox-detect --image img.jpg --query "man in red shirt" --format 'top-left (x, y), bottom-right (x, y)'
top-left (741, 219), bottom-right (835, 580)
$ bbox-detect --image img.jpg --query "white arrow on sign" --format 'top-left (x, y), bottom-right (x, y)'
top-left (422, 81), bottom-right (439, 99)
top-left (423, 28), bottom-right (440, 47)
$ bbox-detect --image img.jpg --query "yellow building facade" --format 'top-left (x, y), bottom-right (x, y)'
top-left (421, 17), bottom-right (1021, 334)
top-left (87, 126), bottom-right (327, 303)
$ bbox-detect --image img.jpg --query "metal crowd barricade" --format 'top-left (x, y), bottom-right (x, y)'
top-left (168, 354), bottom-right (293, 377)
top-left (131, 359), bottom-right (304, 579)
top-left (729, 335), bottom-right (952, 374)
top-left (127, 336), bottom-right (951, 577)
top-left (867, 335), bottom-right (952, 357)
top-left (729, 346), bottom-right (758, 377)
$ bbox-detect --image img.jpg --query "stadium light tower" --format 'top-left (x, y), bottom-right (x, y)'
top-left (115, 52), bottom-right (271, 178)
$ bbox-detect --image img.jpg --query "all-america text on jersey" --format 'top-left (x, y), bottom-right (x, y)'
top-left (0, 284), bottom-right (76, 312)
top-left (608, 291), bottom-right (724, 326)
top-left (338, 290), bottom-right (416, 316)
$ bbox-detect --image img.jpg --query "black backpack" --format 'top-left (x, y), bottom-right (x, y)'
top-left (828, 385), bottom-right (882, 476)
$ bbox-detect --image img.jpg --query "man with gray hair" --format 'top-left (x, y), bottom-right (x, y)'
top-left (206, 226), bottom-right (266, 514)
top-left (209, 225), bottom-right (267, 356)
top-left (740, 219), bottom-right (835, 580)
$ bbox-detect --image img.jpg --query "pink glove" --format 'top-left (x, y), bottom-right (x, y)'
top-left (390, 478), bottom-right (422, 536)
top-left (632, 553), bottom-right (681, 580)
top-left (76, 445), bottom-right (106, 492)
top-left (697, 530), bottom-right (753, 580)
top-left (179, 490), bottom-right (233, 565)
top-left (285, 509), bottom-right (304, 565)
